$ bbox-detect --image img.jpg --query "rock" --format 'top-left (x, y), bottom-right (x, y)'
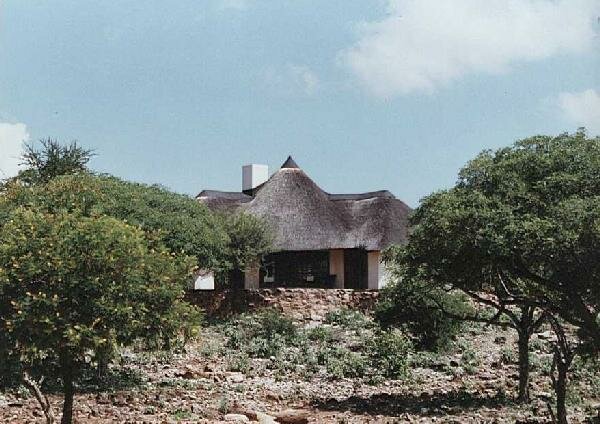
top-left (537, 331), bottom-right (553, 340)
top-left (265, 390), bottom-right (281, 401)
top-left (224, 413), bottom-right (250, 422)
top-left (112, 395), bottom-right (127, 407)
top-left (176, 366), bottom-right (200, 379)
top-left (256, 411), bottom-right (277, 424)
top-left (226, 372), bottom-right (245, 383)
top-left (275, 409), bottom-right (310, 424)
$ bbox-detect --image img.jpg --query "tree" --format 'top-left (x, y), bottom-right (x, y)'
top-left (8, 139), bottom-right (272, 278)
top-left (375, 246), bottom-right (472, 351)
top-left (14, 138), bottom-right (94, 185)
top-left (91, 175), bottom-right (231, 272)
top-left (0, 177), bottom-right (198, 424)
top-left (218, 211), bottom-right (273, 277)
top-left (400, 130), bottom-right (600, 423)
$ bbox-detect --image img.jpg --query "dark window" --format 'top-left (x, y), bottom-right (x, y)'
top-left (344, 249), bottom-right (368, 289)
top-left (260, 251), bottom-right (330, 288)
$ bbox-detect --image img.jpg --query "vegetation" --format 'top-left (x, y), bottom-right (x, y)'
top-left (214, 309), bottom-right (413, 382)
top-left (4, 138), bottom-right (272, 277)
top-left (14, 138), bottom-right (94, 186)
top-left (376, 248), bottom-right (473, 351)
top-left (88, 175), bottom-right (230, 272)
top-left (0, 139), bottom-right (271, 422)
top-left (389, 130), bottom-right (600, 423)
top-left (0, 178), bottom-right (198, 424)
top-left (216, 211), bottom-right (274, 283)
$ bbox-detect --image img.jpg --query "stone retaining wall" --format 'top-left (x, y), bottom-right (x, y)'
top-left (186, 288), bottom-right (379, 322)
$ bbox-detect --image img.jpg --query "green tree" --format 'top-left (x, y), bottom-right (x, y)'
top-left (0, 177), bottom-right (198, 424)
top-left (376, 247), bottom-right (472, 351)
top-left (401, 130), bottom-right (600, 423)
top-left (218, 211), bottom-right (273, 278)
top-left (14, 138), bottom-right (94, 185)
top-left (8, 137), bottom-right (270, 276)
top-left (92, 175), bottom-right (231, 272)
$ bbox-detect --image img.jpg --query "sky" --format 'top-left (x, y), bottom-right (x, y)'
top-left (1, 0), bottom-right (599, 207)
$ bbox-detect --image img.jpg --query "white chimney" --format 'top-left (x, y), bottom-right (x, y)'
top-left (242, 164), bottom-right (268, 192)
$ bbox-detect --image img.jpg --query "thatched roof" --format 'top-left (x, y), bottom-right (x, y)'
top-left (197, 157), bottom-right (411, 251)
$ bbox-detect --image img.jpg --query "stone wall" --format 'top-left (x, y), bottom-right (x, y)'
top-left (186, 288), bottom-right (379, 322)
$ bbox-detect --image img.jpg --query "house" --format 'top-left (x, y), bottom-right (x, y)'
top-left (197, 156), bottom-right (411, 290)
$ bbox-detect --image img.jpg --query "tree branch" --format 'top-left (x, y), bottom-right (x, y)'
top-left (22, 372), bottom-right (54, 424)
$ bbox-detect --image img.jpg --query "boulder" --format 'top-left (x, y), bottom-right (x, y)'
top-left (275, 409), bottom-right (310, 424)
top-left (224, 413), bottom-right (250, 422)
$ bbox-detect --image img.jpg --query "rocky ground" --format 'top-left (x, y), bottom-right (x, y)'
top-left (1, 307), bottom-right (599, 423)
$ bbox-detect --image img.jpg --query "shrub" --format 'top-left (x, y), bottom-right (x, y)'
top-left (305, 326), bottom-right (334, 343)
top-left (223, 309), bottom-right (298, 358)
top-left (227, 352), bottom-right (251, 374)
top-left (375, 263), bottom-right (472, 351)
top-left (368, 329), bottom-right (413, 379)
top-left (324, 308), bottom-right (372, 331)
top-left (324, 347), bottom-right (368, 379)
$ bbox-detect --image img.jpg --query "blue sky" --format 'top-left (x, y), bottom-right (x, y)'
top-left (1, 0), bottom-right (599, 206)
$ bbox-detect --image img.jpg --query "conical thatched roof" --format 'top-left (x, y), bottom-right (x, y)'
top-left (197, 157), bottom-right (411, 251)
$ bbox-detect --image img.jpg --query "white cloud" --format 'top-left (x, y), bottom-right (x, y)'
top-left (0, 122), bottom-right (29, 179)
top-left (558, 89), bottom-right (600, 134)
top-left (340, 0), bottom-right (598, 97)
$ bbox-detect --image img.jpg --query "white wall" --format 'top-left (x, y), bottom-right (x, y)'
top-left (367, 251), bottom-right (379, 289)
top-left (242, 164), bottom-right (269, 191)
top-left (329, 249), bottom-right (345, 288)
top-left (190, 271), bottom-right (215, 290)
top-left (378, 258), bottom-right (392, 289)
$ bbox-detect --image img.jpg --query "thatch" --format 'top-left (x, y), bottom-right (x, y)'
top-left (197, 158), bottom-right (411, 251)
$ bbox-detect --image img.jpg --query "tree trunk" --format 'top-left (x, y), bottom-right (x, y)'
top-left (516, 330), bottom-right (530, 403)
top-left (555, 358), bottom-right (569, 424)
top-left (61, 361), bottom-right (75, 424)
top-left (22, 372), bottom-right (54, 424)
top-left (547, 315), bottom-right (575, 424)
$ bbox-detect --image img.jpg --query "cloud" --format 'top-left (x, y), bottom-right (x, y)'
top-left (558, 89), bottom-right (600, 135)
top-left (339, 0), bottom-right (598, 97)
top-left (0, 122), bottom-right (29, 179)
top-left (261, 64), bottom-right (320, 96)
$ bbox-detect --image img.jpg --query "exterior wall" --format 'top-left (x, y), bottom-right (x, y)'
top-left (329, 249), bottom-right (345, 288)
top-left (378, 258), bottom-right (392, 289)
top-left (244, 263), bottom-right (260, 289)
top-left (367, 251), bottom-right (382, 289)
top-left (190, 271), bottom-right (215, 290)
top-left (242, 164), bottom-right (269, 191)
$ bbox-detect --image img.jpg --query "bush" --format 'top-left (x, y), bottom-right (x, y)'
top-left (305, 326), bottom-right (334, 343)
top-left (223, 309), bottom-right (298, 358)
top-left (324, 308), bottom-right (372, 331)
top-left (375, 258), bottom-right (472, 351)
top-left (324, 347), bottom-right (368, 379)
top-left (368, 329), bottom-right (413, 379)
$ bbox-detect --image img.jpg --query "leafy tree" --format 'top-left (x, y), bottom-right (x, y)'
top-left (218, 211), bottom-right (273, 277)
top-left (376, 247), bottom-right (472, 351)
top-left (91, 175), bottom-right (231, 272)
top-left (401, 130), bottom-right (600, 422)
top-left (14, 138), bottom-right (93, 185)
top-left (0, 177), bottom-right (198, 424)
top-left (8, 138), bottom-right (271, 276)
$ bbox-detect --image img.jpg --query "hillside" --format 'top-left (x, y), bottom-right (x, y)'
top-left (2, 300), bottom-right (598, 423)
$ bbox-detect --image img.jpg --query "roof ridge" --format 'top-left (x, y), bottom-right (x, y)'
top-left (281, 155), bottom-right (299, 169)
